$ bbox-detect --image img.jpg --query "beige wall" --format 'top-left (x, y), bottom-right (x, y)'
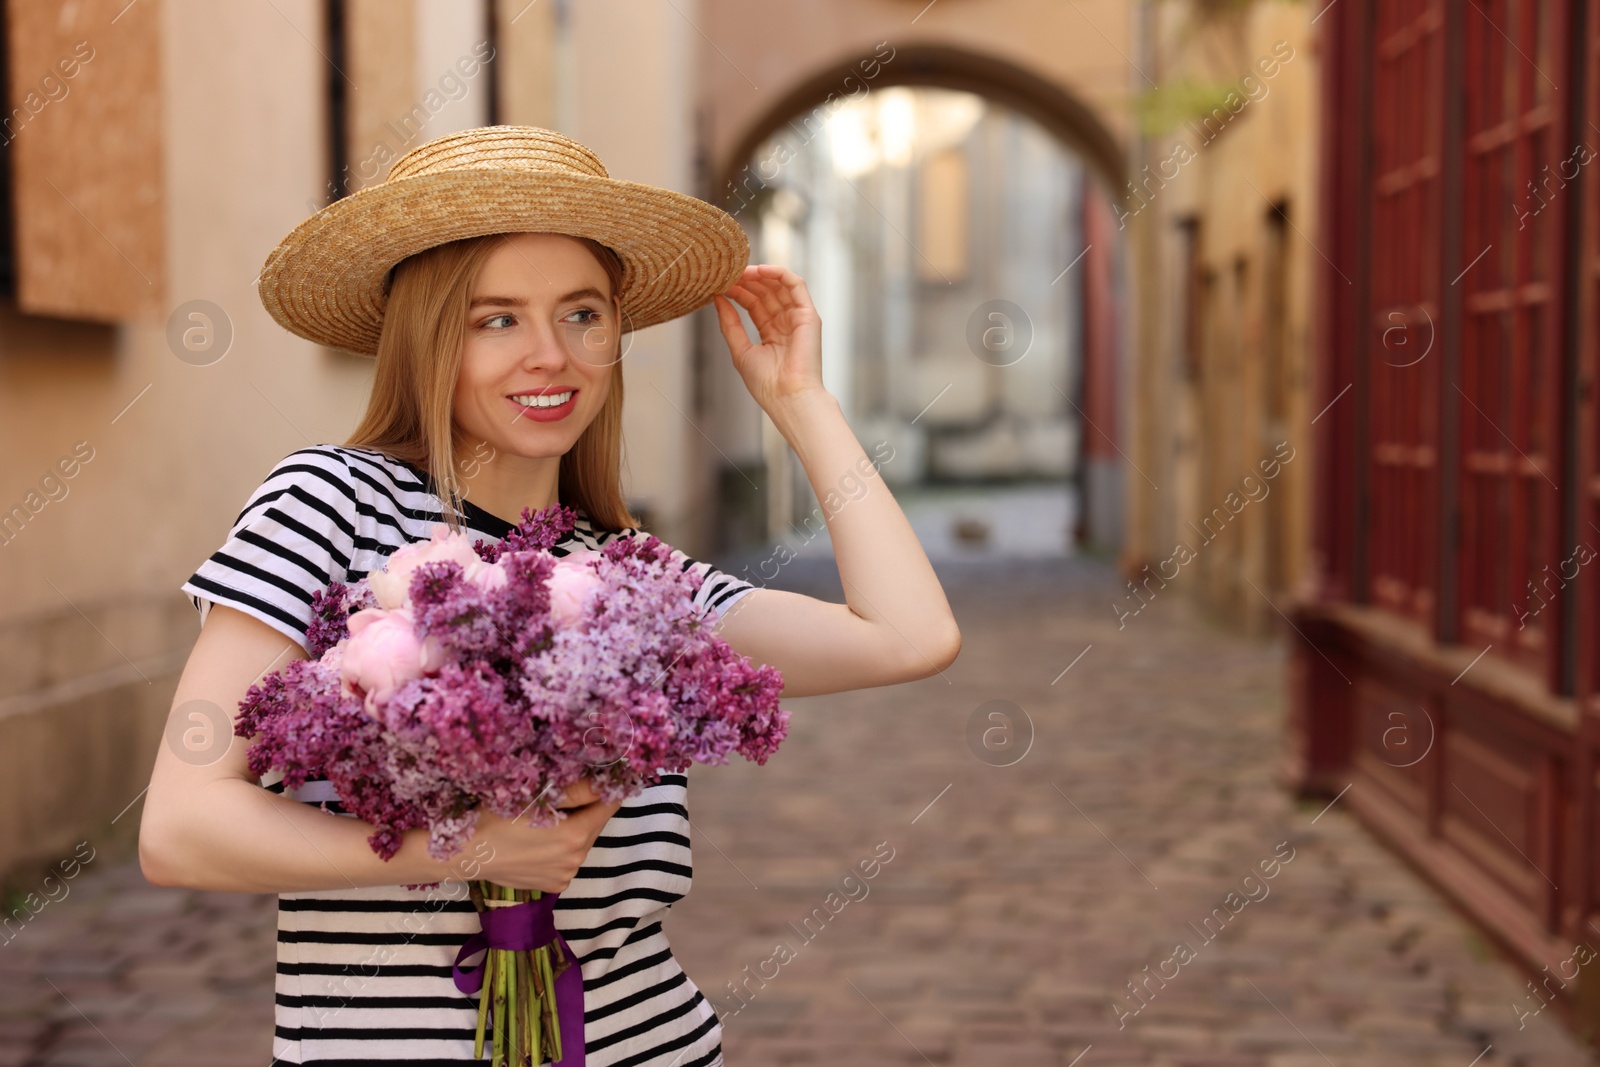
top-left (567, 0), bottom-right (705, 540)
top-left (1122, 0), bottom-right (1318, 635)
top-left (0, 0), bottom-right (334, 882)
top-left (696, 0), bottom-right (1135, 185)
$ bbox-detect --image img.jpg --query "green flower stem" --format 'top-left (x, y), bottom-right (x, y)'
top-left (503, 887), bottom-right (518, 1062)
top-left (518, 888), bottom-right (540, 1067)
top-left (493, 940), bottom-right (508, 1067)
top-left (539, 938), bottom-right (561, 1064)
top-left (472, 881), bottom-right (491, 1060)
top-left (524, 883), bottom-right (550, 1067)
top-left (474, 946), bottom-right (491, 1059)
top-left (472, 881), bottom-right (572, 1065)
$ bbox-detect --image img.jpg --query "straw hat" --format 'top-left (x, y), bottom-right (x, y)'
top-left (257, 125), bottom-right (750, 355)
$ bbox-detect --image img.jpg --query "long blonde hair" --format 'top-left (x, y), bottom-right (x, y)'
top-left (343, 232), bottom-right (638, 534)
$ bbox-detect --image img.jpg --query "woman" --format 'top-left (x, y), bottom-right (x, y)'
top-left (140, 126), bottom-right (960, 1066)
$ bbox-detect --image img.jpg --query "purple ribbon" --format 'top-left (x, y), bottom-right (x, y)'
top-left (453, 892), bottom-right (584, 1066)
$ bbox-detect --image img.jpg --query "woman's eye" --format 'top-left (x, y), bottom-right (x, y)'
top-left (482, 313), bottom-right (515, 329)
top-left (565, 308), bottom-right (602, 326)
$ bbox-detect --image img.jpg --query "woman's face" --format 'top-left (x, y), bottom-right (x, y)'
top-left (453, 232), bottom-right (619, 463)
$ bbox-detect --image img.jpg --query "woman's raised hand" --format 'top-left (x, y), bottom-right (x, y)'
top-left (712, 264), bottom-right (827, 415)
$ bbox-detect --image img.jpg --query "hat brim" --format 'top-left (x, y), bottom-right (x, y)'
top-left (257, 169), bottom-right (751, 355)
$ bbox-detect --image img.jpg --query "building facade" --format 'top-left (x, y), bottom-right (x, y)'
top-left (1120, 0), bottom-right (1320, 637)
top-left (1288, 0), bottom-right (1600, 1035)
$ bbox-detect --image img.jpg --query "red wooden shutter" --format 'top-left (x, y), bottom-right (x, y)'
top-left (1456, 0), bottom-right (1569, 679)
top-left (1582, 0), bottom-right (1600, 704)
top-left (1366, 0), bottom-right (1446, 626)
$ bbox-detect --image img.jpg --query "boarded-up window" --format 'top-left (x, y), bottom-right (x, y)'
top-left (6, 0), bottom-right (163, 322)
top-left (1175, 217), bottom-right (1201, 380)
top-left (337, 0), bottom-right (498, 199)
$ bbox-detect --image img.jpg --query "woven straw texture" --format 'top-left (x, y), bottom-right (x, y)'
top-left (257, 125), bottom-right (750, 354)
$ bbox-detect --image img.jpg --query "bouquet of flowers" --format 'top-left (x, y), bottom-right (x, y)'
top-left (233, 503), bottom-right (787, 1066)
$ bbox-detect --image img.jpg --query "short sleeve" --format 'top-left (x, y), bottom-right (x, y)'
top-left (609, 525), bottom-right (757, 621)
top-left (677, 550), bottom-right (758, 621)
top-left (179, 446), bottom-right (359, 651)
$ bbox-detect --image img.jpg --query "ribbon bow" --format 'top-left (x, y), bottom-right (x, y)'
top-left (452, 893), bottom-right (585, 1066)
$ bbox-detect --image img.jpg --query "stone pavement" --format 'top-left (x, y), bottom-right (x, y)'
top-left (6, 555), bottom-right (1598, 1066)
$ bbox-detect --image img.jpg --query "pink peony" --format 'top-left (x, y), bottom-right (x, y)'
top-left (368, 522), bottom-right (482, 609)
top-left (341, 607), bottom-right (447, 713)
top-left (546, 548), bottom-right (605, 627)
top-left (464, 558), bottom-right (508, 593)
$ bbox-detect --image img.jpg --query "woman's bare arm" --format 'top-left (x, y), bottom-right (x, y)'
top-left (139, 603), bottom-right (616, 894)
top-left (709, 397), bottom-right (961, 698)
top-left (710, 266), bottom-right (962, 697)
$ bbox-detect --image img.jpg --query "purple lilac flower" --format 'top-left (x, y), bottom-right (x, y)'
top-left (235, 502), bottom-right (789, 867)
top-left (305, 580), bottom-right (377, 659)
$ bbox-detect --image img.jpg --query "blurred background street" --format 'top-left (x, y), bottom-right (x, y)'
top-left (3, 0), bottom-right (1599, 1062)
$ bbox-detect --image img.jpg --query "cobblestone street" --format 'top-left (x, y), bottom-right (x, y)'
top-left (6, 556), bottom-right (1597, 1066)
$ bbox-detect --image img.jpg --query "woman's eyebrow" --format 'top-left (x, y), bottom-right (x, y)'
top-left (468, 288), bottom-right (606, 308)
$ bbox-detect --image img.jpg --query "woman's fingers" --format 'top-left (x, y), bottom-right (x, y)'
top-left (750, 264), bottom-right (806, 309)
top-left (727, 279), bottom-right (790, 343)
top-left (712, 293), bottom-right (754, 358)
top-left (725, 281), bottom-right (776, 332)
top-left (718, 267), bottom-right (818, 372)
top-left (723, 287), bottom-right (780, 348)
top-left (784, 272), bottom-right (816, 317)
top-left (741, 270), bottom-right (792, 325)
top-left (566, 797), bottom-right (624, 840)
top-left (761, 265), bottom-right (819, 327)
top-left (554, 778), bottom-right (599, 808)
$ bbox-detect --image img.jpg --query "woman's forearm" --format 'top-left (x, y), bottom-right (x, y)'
top-left (142, 776), bottom-right (478, 893)
top-left (764, 389), bottom-right (960, 669)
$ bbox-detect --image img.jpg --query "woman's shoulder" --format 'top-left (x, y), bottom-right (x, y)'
top-left (231, 445), bottom-right (359, 523)
top-left (578, 517), bottom-right (676, 554)
top-left (258, 444), bottom-right (436, 507)
top-left (582, 520), bottom-right (749, 589)
top-left (261, 442), bottom-right (355, 478)
top-left (300, 444), bottom-right (419, 489)
top-left (567, 510), bottom-right (634, 550)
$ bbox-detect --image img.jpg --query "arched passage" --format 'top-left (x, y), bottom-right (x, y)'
top-left (715, 44), bottom-right (1127, 202)
top-left (710, 46), bottom-right (1128, 558)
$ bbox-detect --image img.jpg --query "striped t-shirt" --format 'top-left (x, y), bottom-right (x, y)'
top-left (179, 444), bottom-right (756, 1066)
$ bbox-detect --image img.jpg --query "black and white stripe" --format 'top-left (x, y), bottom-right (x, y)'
top-left (181, 445), bottom-right (754, 1065)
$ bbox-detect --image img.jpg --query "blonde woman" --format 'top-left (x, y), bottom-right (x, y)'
top-left (140, 126), bottom-right (959, 1066)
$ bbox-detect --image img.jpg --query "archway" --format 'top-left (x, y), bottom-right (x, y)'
top-left (710, 47), bottom-right (1128, 560)
top-left (717, 44), bottom-right (1126, 201)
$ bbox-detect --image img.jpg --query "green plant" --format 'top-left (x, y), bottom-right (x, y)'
top-left (1135, 79), bottom-right (1237, 136)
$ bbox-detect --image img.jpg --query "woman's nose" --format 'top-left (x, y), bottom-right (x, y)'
top-left (518, 321), bottom-right (572, 371)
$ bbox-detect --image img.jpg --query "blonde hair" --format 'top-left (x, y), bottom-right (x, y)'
top-left (343, 232), bottom-right (638, 534)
